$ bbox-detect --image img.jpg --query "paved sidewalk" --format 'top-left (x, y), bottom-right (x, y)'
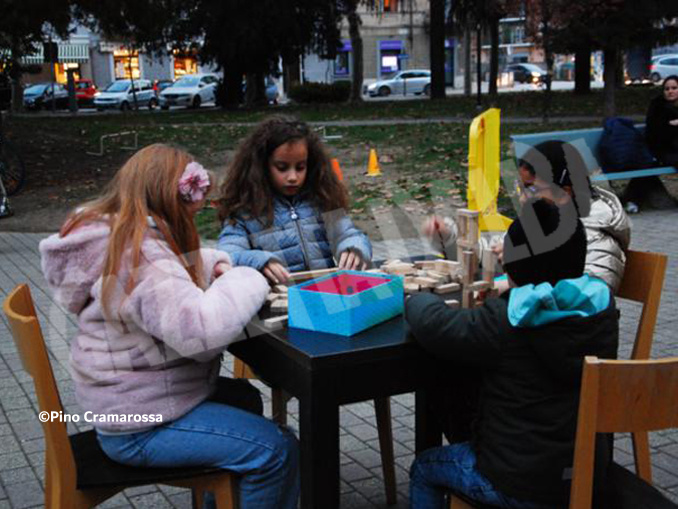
top-left (1, 210), bottom-right (677, 508)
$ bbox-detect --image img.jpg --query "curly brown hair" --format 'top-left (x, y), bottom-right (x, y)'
top-left (217, 115), bottom-right (348, 224)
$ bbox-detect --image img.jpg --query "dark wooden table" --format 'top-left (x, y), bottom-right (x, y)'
top-left (228, 315), bottom-right (446, 509)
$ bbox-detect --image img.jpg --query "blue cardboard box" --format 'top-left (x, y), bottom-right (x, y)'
top-left (288, 270), bottom-right (404, 337)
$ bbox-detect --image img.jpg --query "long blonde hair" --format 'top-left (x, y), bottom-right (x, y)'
top-left (61, 144), bottom-right (205, 311)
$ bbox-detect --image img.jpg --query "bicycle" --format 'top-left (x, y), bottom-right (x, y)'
top-left (0, 134), bottom-right (26, 196)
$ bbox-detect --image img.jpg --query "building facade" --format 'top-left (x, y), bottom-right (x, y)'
top-left (303, 0), bottom-right (462, 87)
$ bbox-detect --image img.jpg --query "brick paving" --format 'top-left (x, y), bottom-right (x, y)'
top-left (0, 209), bottom-right (677, 508)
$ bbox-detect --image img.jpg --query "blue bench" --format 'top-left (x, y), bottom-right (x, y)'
top-left (511, 126), bottom-right (677, 182)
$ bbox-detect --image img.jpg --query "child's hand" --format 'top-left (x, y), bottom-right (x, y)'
top-left (422, 215), bottom-right (451, 242)
top-left (213, 261), bottom-right (231, 279)
top-left (338, 249), bottom-right (367, 270)
top-left (263, 261), bottom-right (290, 284)
top-left (491, 241), bottom-right (504, 265)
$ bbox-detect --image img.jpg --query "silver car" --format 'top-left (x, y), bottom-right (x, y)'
top-left (94, 79), bottom-right (157, 111)
top-left (650, 55), bottom-right (678, 83)
top-left (365, 70), bottom-right (431, 97)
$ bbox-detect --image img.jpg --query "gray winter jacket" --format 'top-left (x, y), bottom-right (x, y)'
top-left (582, 186), bottom-right (631, 292)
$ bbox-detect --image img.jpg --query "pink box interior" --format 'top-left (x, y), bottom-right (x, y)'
top-left (302, 273), bottom-right (390, 295)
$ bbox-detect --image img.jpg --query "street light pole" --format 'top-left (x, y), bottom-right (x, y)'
top-left (476, 24), bottom-right (482, 109)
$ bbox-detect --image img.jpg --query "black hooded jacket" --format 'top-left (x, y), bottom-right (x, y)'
top-left (406, 288), bottom-right (619, 506)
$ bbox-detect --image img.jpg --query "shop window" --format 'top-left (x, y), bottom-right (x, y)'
top-left (54, 63), bottom-right (81, 84)
top-left (383, 0), bottom-right (398, 12)
top-left (334, 40), bottom-right (351, 76)
top-left (173, 50), bottom-right (198, 77)
top-left (114, 49), bottom-right (140, 79)
top-left (379, 40), bottom-right (403, 75)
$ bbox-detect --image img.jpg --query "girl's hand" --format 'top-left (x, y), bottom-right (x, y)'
top-left (263, 261), bottom-right (290, 284)
top-left (422, 215), bottom-right (451, 242)
top-left (213, 261), bottom-right (231, 279)
top-left (491, 241), bottom-right (504, 265)
top-left (338, 249), bottom-right (367, 270)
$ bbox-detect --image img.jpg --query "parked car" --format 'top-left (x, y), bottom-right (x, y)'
top-left (23, 83), bottom-right (69, 110)
top-left (650, 54), bottom-right (678, 83)
top-left (94, 79), bottom-right (157, 111)
top-left (75, 79), bottom-right (97, 105)
top-left (159, 73), bottom-right (219, 109)
top-left (506, 63), bottom-right (548, 85)
top-left (153, 79), bottom-right (174, 95)
top-left (365, 70), bottom-right (431, 97)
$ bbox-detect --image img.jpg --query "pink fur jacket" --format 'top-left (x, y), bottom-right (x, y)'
top-left (40, 221), bottom-right (269, 432)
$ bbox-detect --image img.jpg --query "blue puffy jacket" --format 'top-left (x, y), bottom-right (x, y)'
top-left (217, 194), bottom-right (372, 272)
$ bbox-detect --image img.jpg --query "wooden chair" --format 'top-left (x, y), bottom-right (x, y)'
top-left (449, 249), bottom-right (669, 508)
top-left (233, 357), bottom-right (398, 505)
top-left (3, 284), bottom-right (237, 509)
top-left (570, 356), bottom-right (678, 508)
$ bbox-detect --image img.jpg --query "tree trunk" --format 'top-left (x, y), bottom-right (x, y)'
top-left (9, 40), bottom-right (23, 113)
top-left (540, 0), bottom-right (553, 123)
top-left (464, 22), bottom-right (472, 96)
top-left (244, 72), bottom-right (266, 107)
top-left (488, 16), bottom-right (499, 100)
top-left (603, 48), bottom-right (617, 118)
top-left (429, 0), bottom-right (446, 99)
top-left (347, 5), bottom-right (363, 103)
top-left (283, 53), bottom-right (300, 95)
top-left (222, 64), bottom-right (242, 109)
top-left (574, 44), bottom-right (591, 95)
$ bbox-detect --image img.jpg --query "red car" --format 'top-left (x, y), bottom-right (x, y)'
top-left (75, 79), bottom-right (97, 104)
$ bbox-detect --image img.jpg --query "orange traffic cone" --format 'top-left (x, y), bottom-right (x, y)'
top-left (367, 148), bottom-right (381, 177)
top-left (331, 158), bottom-right (343, 181)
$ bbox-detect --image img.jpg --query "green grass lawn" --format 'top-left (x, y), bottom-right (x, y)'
top-left (6, 86), bottom-right (650, 239)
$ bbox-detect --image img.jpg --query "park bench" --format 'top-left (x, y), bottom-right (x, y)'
top-left (511, 125), bottom-right (677, 182)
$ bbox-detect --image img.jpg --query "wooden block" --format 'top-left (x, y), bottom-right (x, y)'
top-left (274, 284), bottom-right (288, 294)
top-left (425, 270), bottom-right (449, 284)
top-left (266, 292), bottom-right (283, 303)
top-left (469, 281), bottom-right (490, 292)
top-left (461, 250), bottom-right (477, 285)
top-left (263, 315), bottom-right (288, 330)
top-left (289, 268), bottom-right (338, 282)
top-left (434, 260), bottom-right (461, 275)
top-left (434, 282), bottom-right (461, 295)
top-left (462, 289), bottom-right (474, 309)
top-left (404, 283), bottom-right (420, 294)
top-left (270, 299), bottom-right (288, 313)
top-left (413, 276), bottom-right (438, 288)
top-left (381, 259), bottom-right (402, 268)
top-left (414, 260), bottom-right (438, 270)
top-left (444, 299), bottom-right (460, 308)
top-left (382, 263), bottom-right (416, 276)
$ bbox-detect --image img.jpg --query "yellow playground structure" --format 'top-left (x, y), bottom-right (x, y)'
top-left (467, 108), bottom-right (513, 232)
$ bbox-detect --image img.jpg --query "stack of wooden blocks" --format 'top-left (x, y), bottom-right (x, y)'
top-left (373, 209), bottom-right (497, 309)
top-left (260, 209), bottom-right (499, 330)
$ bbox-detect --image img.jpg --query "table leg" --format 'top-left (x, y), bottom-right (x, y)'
top-left (299, 390), bottom-right (340, 509)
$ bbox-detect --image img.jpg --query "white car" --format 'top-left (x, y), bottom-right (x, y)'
top-left (365, 70), bottom-right (431, 97)
top-left (159, 74), bottom-right (219, 109)
top-left (94, 79), bottom-right (157, 111)
top-left (650, 55), bottom-right (678, 83)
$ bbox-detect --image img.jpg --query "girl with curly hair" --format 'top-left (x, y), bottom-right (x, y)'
top-left (217, 115), bottom-right (371, 283)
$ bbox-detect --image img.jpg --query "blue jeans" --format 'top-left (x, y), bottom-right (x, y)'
top-left (410, 442), bottom-right (554, 509)
top-left (97, 380), bottom-right (299, 509)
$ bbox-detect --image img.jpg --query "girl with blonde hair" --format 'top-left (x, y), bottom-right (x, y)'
top-left (40, 143), bottom-right (299, 509)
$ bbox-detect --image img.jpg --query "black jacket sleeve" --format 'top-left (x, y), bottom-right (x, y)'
top-left (646, 97), bottom-right (671, 156)
top-left (405, 293), bottom-right (503, 368)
